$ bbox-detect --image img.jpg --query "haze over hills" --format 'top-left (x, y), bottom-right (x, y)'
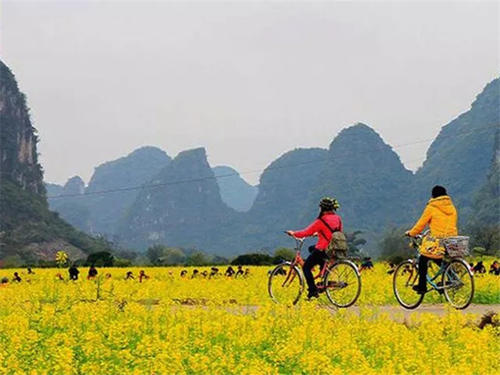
top-left (213, 166), bottom-right (257, 212)
top-left (45, 77), bottom-right (499, 257)
top-left (2, 57), bottom-right (497, 259)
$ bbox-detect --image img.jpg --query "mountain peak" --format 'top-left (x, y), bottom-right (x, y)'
top-left (471, 77), bottom-right (499, 111)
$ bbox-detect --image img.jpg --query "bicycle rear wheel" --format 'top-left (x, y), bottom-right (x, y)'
top-left (323, 260), bottom-right (361, 308)
top-left (442, 259), bottom-right (474, 310)
top-left (393, 260), bottom-right (424, 309)
top-left (268, 262), bottom-right (304, 305)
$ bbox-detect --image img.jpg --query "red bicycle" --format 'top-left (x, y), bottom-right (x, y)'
top-left (268, 233), bottom-right (361, 307)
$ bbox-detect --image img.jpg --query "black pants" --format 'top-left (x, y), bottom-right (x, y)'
top-left (303, 246), bottom-right (327, 294)
top-left (418, 255), bottom-right (442, 290)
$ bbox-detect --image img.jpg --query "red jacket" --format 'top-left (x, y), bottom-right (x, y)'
top-left (293, 213), bottom-right (343, 250)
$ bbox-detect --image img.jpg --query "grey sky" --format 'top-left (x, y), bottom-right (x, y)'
top-left (1, 0), bottom-right (498, 186)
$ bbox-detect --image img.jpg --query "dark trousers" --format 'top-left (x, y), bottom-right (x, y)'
top-left (418, 255), bottom-right (442, 290)
top-left (303, 246), bottom-right (327, 294)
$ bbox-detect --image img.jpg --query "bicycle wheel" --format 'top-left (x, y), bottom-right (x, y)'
top-left (442, 258), bottom-right (474, 310)
top-left (323, 260), bottom-right (361, 308)
top-left (393, 260), bottom-right (424, 309)
top-left (268, 262), bottom-right (304, 305)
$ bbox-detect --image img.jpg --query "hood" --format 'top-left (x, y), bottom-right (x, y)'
top-left (428, 196), bottom-right (456, 216)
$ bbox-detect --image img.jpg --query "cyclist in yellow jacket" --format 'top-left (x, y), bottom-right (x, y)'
top-left (406, 185), bottom-right (458, 294)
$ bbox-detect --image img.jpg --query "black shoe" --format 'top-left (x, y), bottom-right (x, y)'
top-left (412, 285), bottom-right (426, 295)
top-left (307, 291), bottom-right (320, 300)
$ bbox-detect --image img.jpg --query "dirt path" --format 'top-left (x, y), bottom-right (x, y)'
top-left (326, 304), bottom-right (500, 323)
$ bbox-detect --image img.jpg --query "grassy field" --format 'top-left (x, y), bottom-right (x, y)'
top-left (0, 263), bottom-right (498, 374)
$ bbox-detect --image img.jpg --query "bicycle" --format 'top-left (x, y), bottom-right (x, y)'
top-left (393, 232), bottom-right (474, 310)
top-left (268, 232), bottom-right (361, 307)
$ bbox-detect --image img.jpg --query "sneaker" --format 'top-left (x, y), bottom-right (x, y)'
top-left (412, 285), bottom-right (426, 295)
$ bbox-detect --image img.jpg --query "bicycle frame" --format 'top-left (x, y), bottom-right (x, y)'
top-left (409, 234), bottom-right (464, 293)
top-left (284, 236), bottom-right (337, 289)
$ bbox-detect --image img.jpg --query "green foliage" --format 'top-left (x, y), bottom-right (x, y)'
top-left (231, 253), bottom-right (274, 265)
top-left (378, 227), bottom-right (413, 263)
top-left (159, 248), bottom-right (186, 265)
top-left (0, 180), bottom-right (110, 261)
top-left (346, 231), bottom-right (367, 256)
top-left (185, 251), bottom-right (209, 266)
top-left (86, 251), bottom-right (114, 267)
top-left (273, 247), bottom-right (295, 262)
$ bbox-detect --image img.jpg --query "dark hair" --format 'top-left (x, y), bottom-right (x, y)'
top-left (431, 185), bottom-right (447, 198)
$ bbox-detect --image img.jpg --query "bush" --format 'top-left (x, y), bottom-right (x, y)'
top-left (86, 251), bottom-right (114, 267)
top-left (232, 253), bottom-right (274, 265)
top-left (378, 227), bottom-right (413, 263)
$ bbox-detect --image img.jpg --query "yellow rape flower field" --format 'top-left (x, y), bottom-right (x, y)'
top-left (0, 264), bottom-right (498, 374)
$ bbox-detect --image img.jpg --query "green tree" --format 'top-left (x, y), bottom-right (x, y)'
top-left (185, 251), bottom-right (209, 266)
top-left (232, 253), bottom-right (274, 265)
top-left (146, 245), bottom-right (166, 265)
top-left (159, 247), bottom-right (186, 265)
top-left (378, 227), bottom-right (412, 264)
top-left (86, 251), bottom-right (114, 267)
top-left (273, 247), bottom-right (295, 263)
top-left (346, 231), bottom-right (367, 256)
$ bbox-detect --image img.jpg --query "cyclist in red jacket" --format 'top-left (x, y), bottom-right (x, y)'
top-left (287, 197), bottom-right (342, 299)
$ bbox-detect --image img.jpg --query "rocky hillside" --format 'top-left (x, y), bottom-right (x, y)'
top-left (213, 166), bottom-right (258, 212)
top-left (118, 148), bottom-right (237, 252)
top-left (0, 60), bottom-right (108, 262)
top-left (48, 147), bottom-right (171, 237)
top-left (415, 78), bottom-right (500, 222)
top-left (312, 124), bottom-right (414, 231)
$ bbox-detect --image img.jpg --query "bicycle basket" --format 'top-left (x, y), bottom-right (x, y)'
top-left (442, 236), bottom-right (470, 258)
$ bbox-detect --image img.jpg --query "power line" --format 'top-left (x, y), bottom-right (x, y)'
top-left (47, 124), bottom-right (497, 199)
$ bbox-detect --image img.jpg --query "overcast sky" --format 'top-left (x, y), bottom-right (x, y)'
top-left (1, 0), bottom-right (498, 186)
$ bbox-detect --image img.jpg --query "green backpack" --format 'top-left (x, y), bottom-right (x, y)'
top-left (319, 217), bottom-right (348, 258)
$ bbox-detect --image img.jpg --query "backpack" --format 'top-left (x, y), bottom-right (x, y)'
top-left (319, 217), bottom-right (348, 258)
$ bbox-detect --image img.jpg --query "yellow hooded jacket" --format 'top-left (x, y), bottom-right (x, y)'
top-left (409, 195), bottom-right (458, 259)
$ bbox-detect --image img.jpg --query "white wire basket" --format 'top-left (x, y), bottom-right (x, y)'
top-left (442, 236), bottom-right (470, 258)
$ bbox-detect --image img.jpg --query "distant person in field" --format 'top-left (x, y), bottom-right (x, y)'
top-left (180, 270), bottom-right (188, 278)
top-left (87, 265), bottom-right (98, 280)
top-left (191, 269), bottom-right (199, 279)
top-left (287, 197), bottom-right (342, 300)
top-left (201, 270), bottom-right (208, 278)
top-left (125, 271), bottom-right (134, 280)
top-left (387, 262), bottom-right (396, 275)
top-left (27, 267), bottom-right (34, 275)
top-left (12, 272), bottom-right (21, 282)
top-left (406, 185), bottom-right (457, 294)
top-left (68, 264), bottom-right (79, 280)
top-left (209, 267), bottom-right (219, 278)
top-left (1, 277), bottom-right (9, 286)
top-left (244, 268), bottom-right (250, 277)
top-left (489, 261), bottom-right (500, 275)
top-left (139, 270), bottom-right (150, 282)
top-left (56, 273), bottom-right (64, 281)
top-left (224, 266), bottom-right (235, 277)
top-left (360, 257), bottom-right (374, 272)
top-left (473, 261), bottom-right (486, 274)
top-left (235, 266), bottom-right (244, 278)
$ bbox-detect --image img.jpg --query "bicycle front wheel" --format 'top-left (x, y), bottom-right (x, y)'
top-left (323, 260), bottom-right (361, 308)
top-left (268, 262), bottom-right (304, 305)
top-left (393, 260), bottom-right (424, 309)
top-left (442, 258), bottom-right (474, 310)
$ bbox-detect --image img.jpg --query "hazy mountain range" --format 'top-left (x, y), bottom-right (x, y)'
top-left (1, 58), bottom-right (498, 260)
